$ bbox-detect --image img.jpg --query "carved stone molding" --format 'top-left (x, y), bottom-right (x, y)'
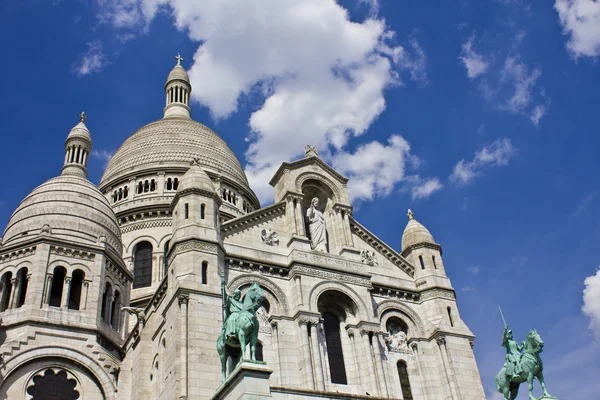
top-left (436, 336), bottom-right (447, 346)
top-left (221, 202), bottom-right (286, 237)
top-left (50, 246), bottom-right (95, 261)
top-left (228, 274), bottom-right (289, 314)
top-left (178, 295), bottom-right (189, 306)
top-left (121, 219), bottom-right (172, 234)
top-left (420, 289), bottom-right (456, 302)
top-left (226, 258), bottom-right (289, 279)
top-left (294, 251), bottom-right (364, 273)
top-left (401, 241), bottom-right (443, 257)
top-left (291, 265), bottom-right (370, 287)
top-left (0, 246), bottom-right (36, 264)
top-left (372, 285), bottom-right (419, 302)
top-left (298, 316), bottom-right (320, 326)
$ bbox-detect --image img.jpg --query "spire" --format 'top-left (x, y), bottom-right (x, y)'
top-left (164, 54), bottom-right (192, 119)
top-left (62, 112), bottom-right (92, 178)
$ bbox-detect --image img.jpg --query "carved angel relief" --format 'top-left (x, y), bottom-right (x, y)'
top-left (360, 250), bottom-right (378, 266)
top-left (261, 228), bottom-right (279, 246)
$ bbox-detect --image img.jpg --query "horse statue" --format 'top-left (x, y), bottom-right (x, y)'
top-left (216, 282), bottom-right (264, 381)
top-left (495, 329), bottom-right (556, 400)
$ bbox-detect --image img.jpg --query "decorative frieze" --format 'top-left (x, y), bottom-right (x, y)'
top-left (50, 246), bottom-right (95, 261)
top-left (291, 265), bottom-right (371, 287)
top-left (294, 250), bottom-right (364, 272)
top-left (0, 246), bottom-right (36, 263)
top-left (226, 258), bottom-right (288, 278)
top-left (120, 219), bottom-right (172, 233)
top-left (371, 285), bottom-right (420, 302)
top-left (420, 289), bottom-right (456, 302)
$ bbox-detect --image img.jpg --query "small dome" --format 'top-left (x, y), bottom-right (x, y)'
top-left (2, 175), bottom-right (122, 256)
top-left (401, 209), bottom-right (435, 251)
top-left (166, 64), bottom-right (190, 85)
top-left (178, 161), bottom-right (215, 192)
top-left (66, 121), bottom-right (91, 144)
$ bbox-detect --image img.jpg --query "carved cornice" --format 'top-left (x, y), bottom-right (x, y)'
top-left (419, 288), bottom-right (456, 302)
top-left (290, 265), bottom-right (371, 287)
top-left (401, 241), bottom-right (443, 257)
top-left (50, 245), bottom-right (95, 261)
top-left (106, 260), bottom-right (133, 285)
top-left (226, 257), bottom-right (289, 279)
top-left (371, 285), bottom-right (420, 303)
top-left (351, 219), bottom-right (415, 278)
top-left (120, 219), bottom-right (172, 234)
top-left (0, 246), bottom-right (36, 263)
top-left (168, 240), bottom-right (219, 264)
top-left (221, 202), bottom-right (286, 237)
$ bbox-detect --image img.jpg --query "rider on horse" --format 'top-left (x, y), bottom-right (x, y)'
top-left (222, 289), bottom-right (243, 341)
top-left (502, 326), bottom-right (524, 379)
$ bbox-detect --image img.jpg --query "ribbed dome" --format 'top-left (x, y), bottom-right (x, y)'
top-left (100, 118), bottom-right (251, 191)
top-left (178, 162), bottom-right (214, 192)
top-left (401, 210), bottom-right (435, 251)
top-left (166, 64), bottom-right (190, 84)
top-left (2, 175), bottom-right (122, 255)
top-left (65, 121), bottom-right (91, 143)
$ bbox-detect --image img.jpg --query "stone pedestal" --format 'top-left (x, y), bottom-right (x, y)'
top-left (210, 361), bottom-right (273, 400)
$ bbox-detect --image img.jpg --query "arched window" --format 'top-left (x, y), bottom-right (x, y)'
top-left (124, 186), bottom-right (129, 198)
top-left (419, 255), bottom-right (425, 270)
top-left (133, 241), bottom-right (153, 289)
top-left (68, 269), bottom-right (85, 310)
top-left (173, 178), bottom-right (179, 190)
top-left (166, 178), bottom-right (172, 191)
top-left (16, 267), bottom-right (28, 308)
top-left (184, 203), bottom-right (189, 219)
top-left (144, 180), bottom-right (149, 192)
top-left (201, 262), bottom-right (208, 284)
top-left (163, 240), bottom-right (170, 275)
top-left (118, 188), bottom-right (123, 200)
top-left (137, 181), bottom-right (143, 194)
top-left (112, 290), bottom-right (121, 330)
top-left (101, 282), bottom-right (111, 322)
top-left (200, 204), bottom-right (206, 219)
top-left (255, 341), bottom-right (264, 362)
top-left (447, 307), bottom-right (454, 327)
top-left (397, 361), bottom-right (413, 400)
top-left (0, 272), bottom-right (13, 311)
top-left (49, 267), bottom-right (66, 307)
top-left (323, 311), bottom-right (347, 384)
top-left (150, 179), bottom-right (156, 192)
top-left (222, 188), bottom-right (227, 200)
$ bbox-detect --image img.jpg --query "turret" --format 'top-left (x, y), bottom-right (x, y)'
top-left (163, 53), bottom-right (192, 119)
top-left (61, 112), bottom-right (91, 177)
top-left (401, 209), bottom-right (447, 281)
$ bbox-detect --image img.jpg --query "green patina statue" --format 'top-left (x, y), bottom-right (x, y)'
top-left (495, 308), bottom-right (558, 400)
top-left (216, 281), bottom-right (264, 381)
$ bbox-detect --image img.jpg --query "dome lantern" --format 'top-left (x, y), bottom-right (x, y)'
top-left (164, 53), bottom-right (192, 119)
top-left (61, 112), bottom-right (92, 178)
top-left (401, 209), bottom-right (435, 251)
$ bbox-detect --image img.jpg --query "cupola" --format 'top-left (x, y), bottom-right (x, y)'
top-left (163, 53), bottom-right (192, 119)
top-left (61, 112), bottom-right (91, 177)
top-left (401, 209), bottom-right (435, 252)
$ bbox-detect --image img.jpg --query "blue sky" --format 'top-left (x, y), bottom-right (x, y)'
top-left (1, 0), bottom-right (599, 398)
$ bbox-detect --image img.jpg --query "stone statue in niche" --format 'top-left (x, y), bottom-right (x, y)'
top-left (306, 197), bottom-right (327, 252)
top-left (361, 250), bottom-right (378, 266)
top-left (261, 228), bottom-right (279, 246)
top-left (387, 328), bottom-right (410, 353)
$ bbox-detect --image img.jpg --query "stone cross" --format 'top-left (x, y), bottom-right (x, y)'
top-left (407, 209), bottom-right (414, 220)
top-left (79, 112), bottom-right (86, 123)
top-left (304, 144), bottom-right (318, 158)
top-left (175, 53), bottom-right (183, 66)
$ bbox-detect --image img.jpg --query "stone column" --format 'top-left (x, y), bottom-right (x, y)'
top-left (130, 177), bottom-right (137, 199)
top-left (179, 295), bottom-right (189, 399)
top-left (372, 332), bottom-right (389, 398)
top-left (61, 276), bottom-right (72, 309)
top-left (286, 196), bottom-right (297, 235)
top-left (294, 198), bottom-right (306, 236)
top-left (299, 320), bottom-right (315, 389)
top-left (106, 292), bottom-right (114, 324)
top-left (157, 172), bottom-right (165, 196)
top-left (437, 336), bottom-right (460, 400)
top-left (82, 280), bottom-right (90, 310)
top-left (271, 321), bottom-right (283, 385)
top-left (8, 278), bottom-right (18, 309)
top-left (411, 342), bottom-right (427, 398)
top-left (361, 330), bottom-right (379, 396)
top-left (310, 323), bottom-right (325, 391)
top-left (349, 329), bottom-right (368, 390)
top-left (342, 210), bottom-right (354, 247)
top-left (339, 321), bottom-right (355, 386)
top-left (294, 275), bottom-right (303, 307)
top-left (43, 275), bottom-right (53, 306)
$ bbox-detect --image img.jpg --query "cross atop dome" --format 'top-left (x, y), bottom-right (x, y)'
top-left (175, 53), bottom-right (183, 66)
top-left (407, 209), bottom-right (414, 220)
top-left (79, 111), bottom-right (86, 123)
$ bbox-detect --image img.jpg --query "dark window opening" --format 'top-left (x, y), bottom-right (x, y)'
top-left (201, 204), bottom-right (206, 219)
top-left (397, 361), bottom-right (413, 400)
top-left (133, 241), bottom-right (153, 289)
top-left (419, 255), bottom-right (425, 270)
top-left (124, 186), bottom-right (128, 198)
top-left (150, 179), bottom-right (156, 192)
top-left (101, 282), bottom-right (111, 321)
top-left (16, 268), bottom-right (28, 308)
top-left (118, 188), bottom-right (123, 200)
top-left (447, 307), bottom-right (454, 327)
top-left (173, 178), bottom-right (179, 190)
top-left (184, 203), bottom-right (189, 219)
top-left (432, 255), bottom-right (437, 269)
top-left (49, 267), bottom-right (66, 307)
top-left (0, 272), bottom-right (13, 311)
top-left (137, 182), bottom-right (143, 194)
top-left (144, 180), bottom-right (149, 193)
top-left (201, 262), bottom-right (208, 284)
top-left (255, 341), bottom-right (264, 361)
top-left (323, 312), bottom-right (347, 384)
top-left (68, 270), bottom-right (84, 310)
top-left (166, 178), bottom-right (172, 191)
top-left (111, 291), bottom-right (121, 330)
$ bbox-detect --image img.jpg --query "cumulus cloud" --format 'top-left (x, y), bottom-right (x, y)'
top-left (96, 0), bottom-right (429, 204)
top-left (331, 135), bottom-right (439, 203)
top-left (450, 138), bottom-right (516, 186)
top-left (583, 268), bottom-right (600, 340)
top-left (73, 41), bottom-right (108, 77)
top-left (501, 56), bottom-right (543, 115)
top-left (91, 149), bottom-right (114, 167)
top-left (555, 0), bottom-right (600, 59)
top-left (411, 178), bottom-right (443, 200)
top-left (459, 35), bottom-right (489, 79)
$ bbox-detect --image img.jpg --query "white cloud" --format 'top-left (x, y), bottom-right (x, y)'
top-left (450, 138), bottom-right (516, 186)
top-left (467, 266), bottom-right (480, 274)
top-left (555, 0), bottom-right (600, 59)
top-left (530, 104), bottom-right (546, 126)
top-left (459, 35), bottom-right (489, 79)
top-left (583, 268), bottom-right (600, 340)
top-left (91, 149), bottom-right (114, 167)
top-left (411, 178), bottom-right (443, 200)
top-left (501, 56), bottom-right (542, 115)
top-left (73, 41), bottom-right (108, 77)
top-left (96, 0), bottom-right (428, 204)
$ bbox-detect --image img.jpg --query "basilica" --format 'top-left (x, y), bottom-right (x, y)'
top-left (0, 57), bottom-right (485, 399)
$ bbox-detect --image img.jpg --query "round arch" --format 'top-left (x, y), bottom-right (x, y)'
top-left (0, 346), bottom-right (116, 398)
top-left (376, 299), bottom-right (429, 337)
top-left (125, 236), bottom-right (159, 254)
top-left (228, 274), bottom-right (289, 315)
top-left (308, 281), bottom-right (370, 321)
top-left (296, 172), bottom-right (343, 204)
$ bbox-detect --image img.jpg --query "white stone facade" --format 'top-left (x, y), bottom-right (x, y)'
top-left (0, 59), bottom-right (485, 400)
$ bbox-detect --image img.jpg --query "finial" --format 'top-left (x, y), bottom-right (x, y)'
top-left (407, 209), bottom-right (414, 220)
top-left (304, 144), bottom-right (318, 158)
top-left (191, 157), bottom-right (201, 166)
top-left (79, 111), bottom-right (86, 123)
top-left (175, 53), bottom-right (183, 66)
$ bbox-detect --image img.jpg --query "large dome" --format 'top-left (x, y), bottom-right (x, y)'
top-left (100, 118), bottom-right (251, 192)
top-left (2, 175), bottom-right (122, 255)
